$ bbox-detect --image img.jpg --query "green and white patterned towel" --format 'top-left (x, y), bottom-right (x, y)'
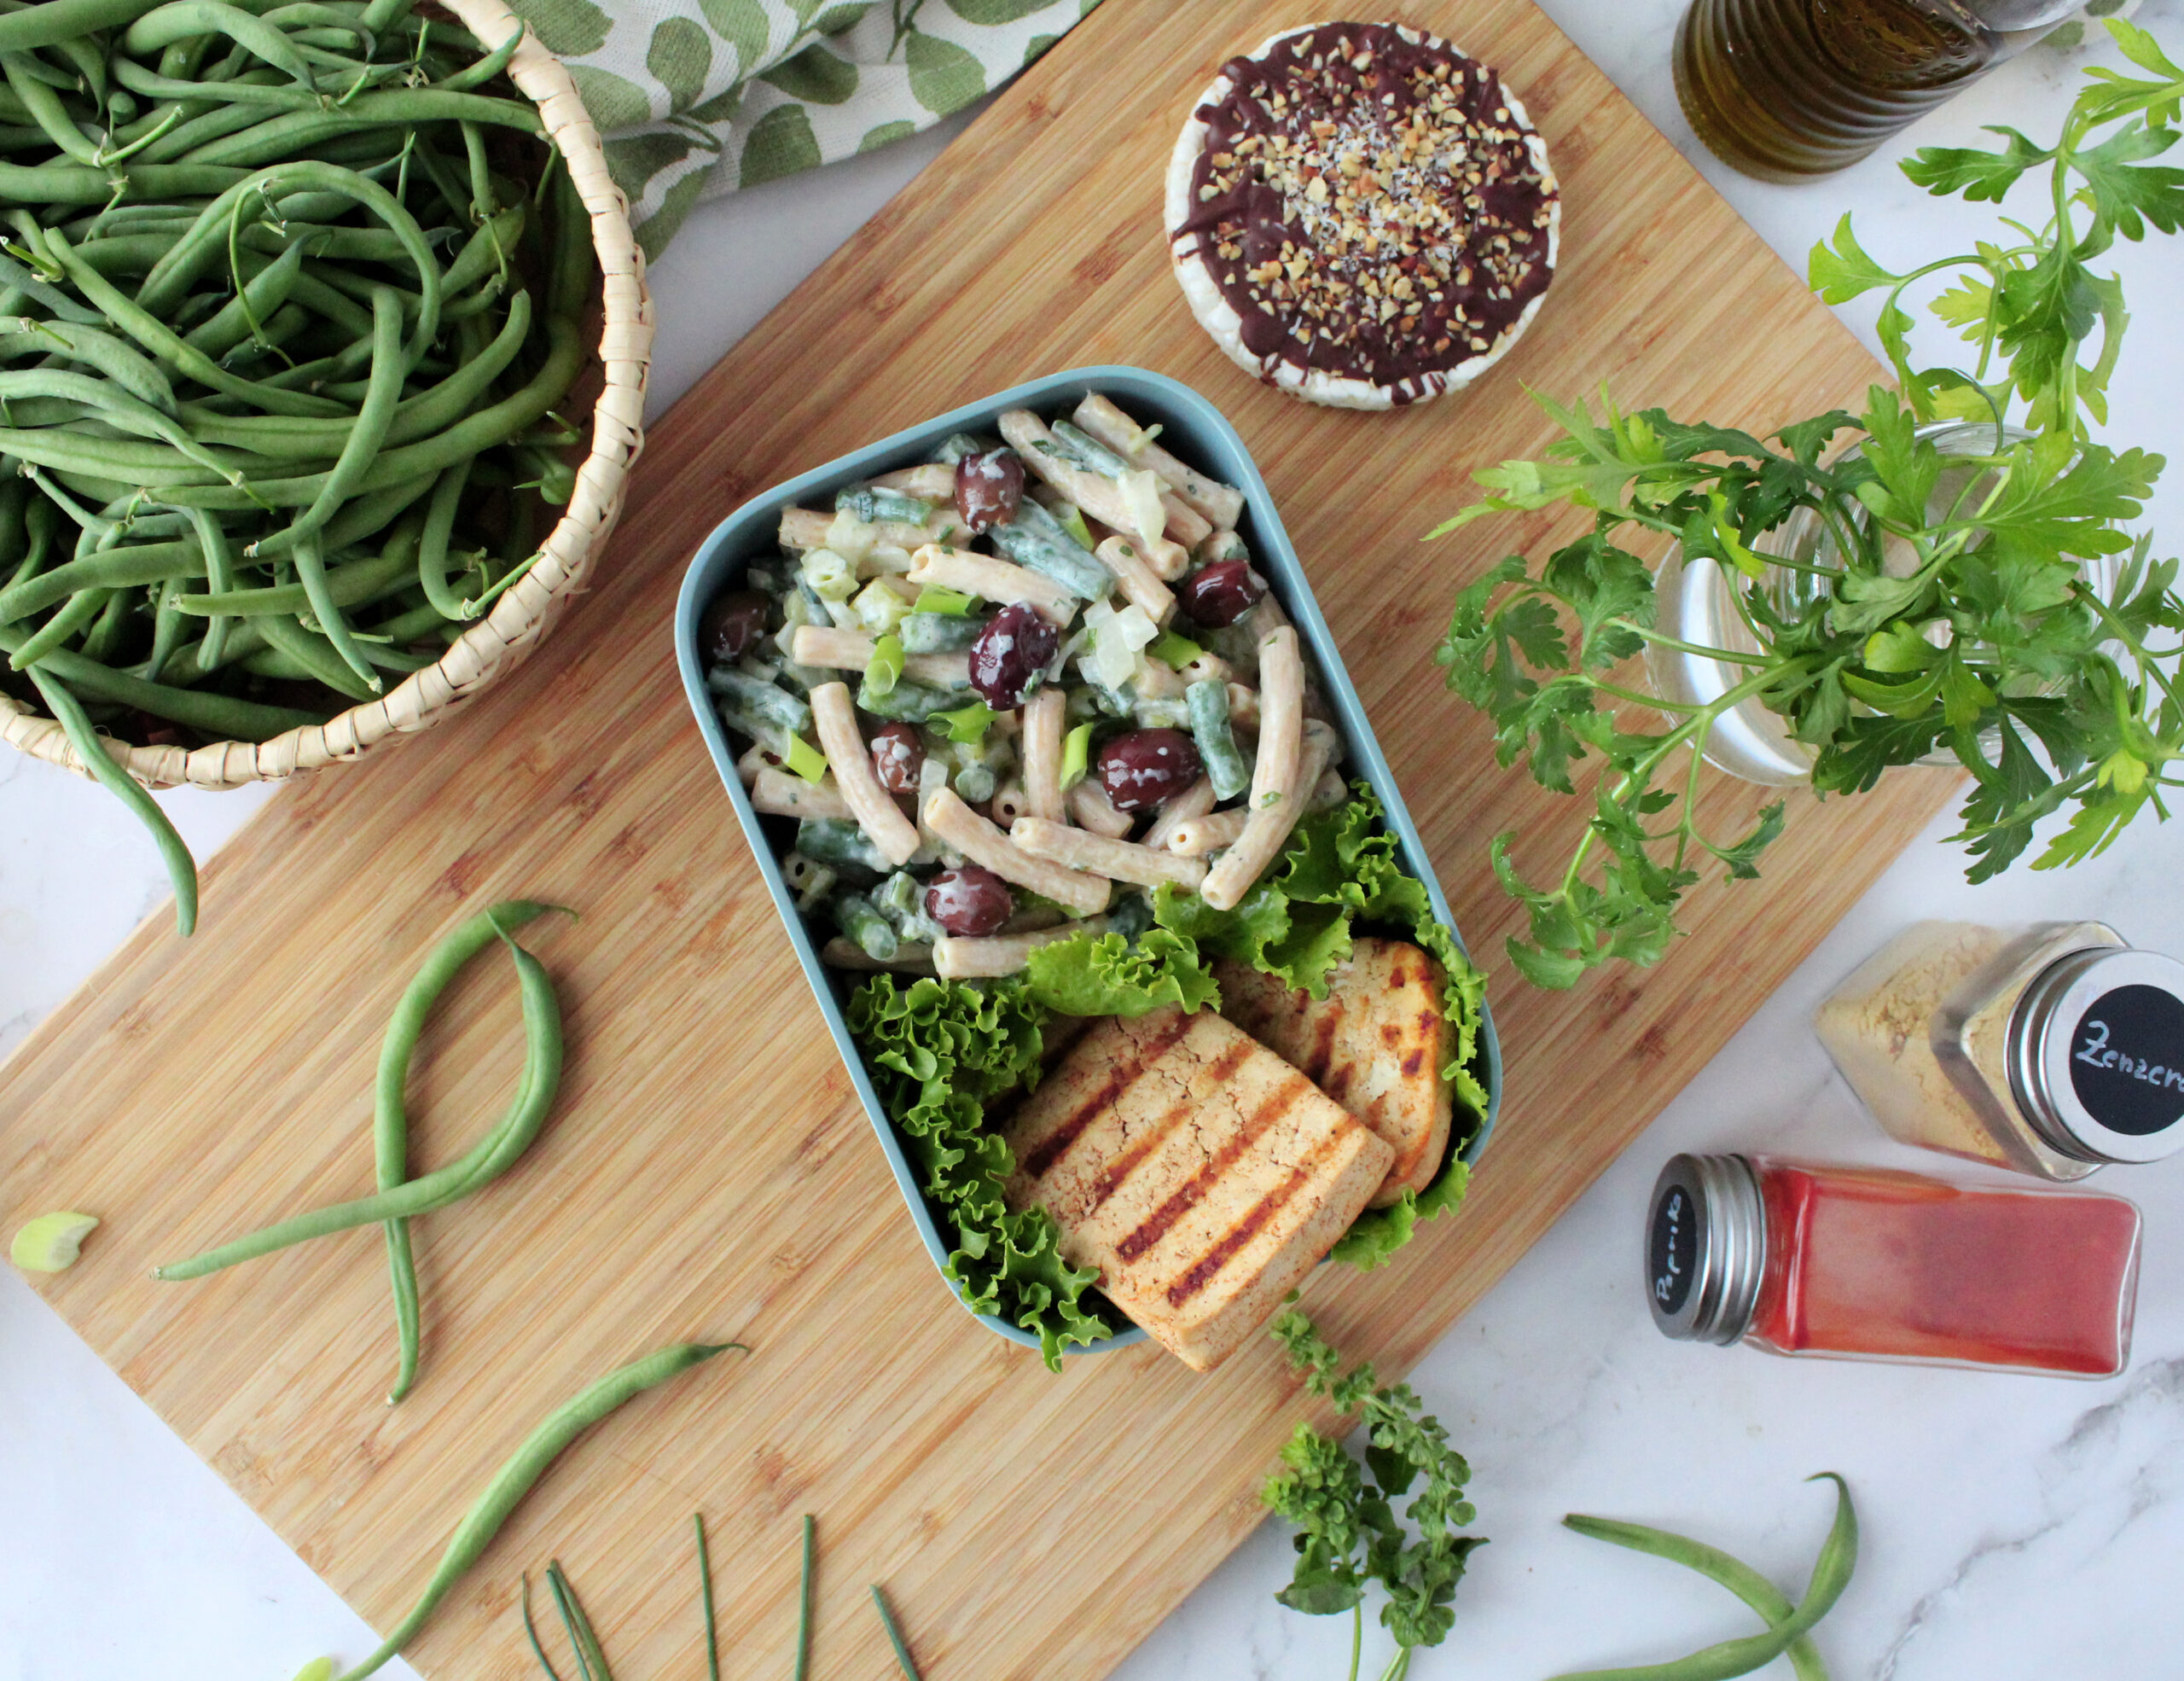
top-left (501, 0), bottom-right (1101, 257)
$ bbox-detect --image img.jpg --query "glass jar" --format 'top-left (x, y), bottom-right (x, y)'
top-left (1646, 422), bottom-right (2114, 786)
top-left (1647, 1154), bottom-right (2142, 1377)
top-left (1672, 0), bottom-right (2086, 182)
top-left (1815, 921), bottom-right (2184, 1179)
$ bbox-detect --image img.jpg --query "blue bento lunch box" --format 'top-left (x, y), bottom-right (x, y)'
top-left (674, 365), bottom-right (1503, 1357)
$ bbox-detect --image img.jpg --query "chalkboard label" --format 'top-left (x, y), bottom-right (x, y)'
top-left (1650, 1183), bottom-right (1697, 1314)
top-left (2070, 983), bottom-right (2184, 1137)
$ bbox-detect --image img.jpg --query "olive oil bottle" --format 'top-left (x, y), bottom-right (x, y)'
top-left (1675, 0), bottom-right (2080, 179)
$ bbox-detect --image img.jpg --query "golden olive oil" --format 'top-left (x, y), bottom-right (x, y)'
top-left (1675, 0), bottom-right (2009, 179)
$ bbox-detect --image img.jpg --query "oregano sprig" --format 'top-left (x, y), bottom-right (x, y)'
top-left (1261, 1312), bottom-right (1486, 1681)
top-left (1434, 24), bottom-right (2184, 988)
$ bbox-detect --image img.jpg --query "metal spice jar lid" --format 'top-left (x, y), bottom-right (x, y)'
top-left (1646, 1154), bottom-right (1766, 1343)
top-left (2010, 947), bottom-right (2184, 1165)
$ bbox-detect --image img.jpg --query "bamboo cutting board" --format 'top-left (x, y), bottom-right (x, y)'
top-left (0, 3), bottom-right (1950, 1676)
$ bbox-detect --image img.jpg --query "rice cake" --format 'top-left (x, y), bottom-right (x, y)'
top-left (1002, 1006), bottom-right (1393, 1370)
top-left (1165, 20), bottom-right (1560, 409)
top-left (1215, 937), bottom-right (1453, 1207)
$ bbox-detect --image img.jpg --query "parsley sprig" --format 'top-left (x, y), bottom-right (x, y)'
top-left (1262, 1312), bottom-right (1485, 1681)
top-left (1433, 22), bottom-right (2184, 988)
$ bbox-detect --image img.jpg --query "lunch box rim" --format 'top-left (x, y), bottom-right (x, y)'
top-left (673, 364), bottom-right (1504, 1358)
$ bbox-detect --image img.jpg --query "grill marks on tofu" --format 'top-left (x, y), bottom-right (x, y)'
top-left (1215, 937), bottom-right (1454, 1208)
top-left (1003, 1008), bottom-right (1392, 1371)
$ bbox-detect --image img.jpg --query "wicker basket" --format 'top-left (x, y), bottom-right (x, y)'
top-left (0, 0), bottom-right (653, 789)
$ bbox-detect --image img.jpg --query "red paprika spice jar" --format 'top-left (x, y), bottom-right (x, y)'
top-left (1647, 1155), bottom-right (2142, 1378)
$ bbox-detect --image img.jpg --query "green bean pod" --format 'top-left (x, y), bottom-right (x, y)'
top-left (328, 1341), bottom-right (741, 1681)
top-left (795, 817), bottom-right (892, 875)
top-left (706, 666), bottom-right (811, 734)
top-left (832, 890), bottom-right (899, 962)
top-left (26, 667), bottom-right (197, 936)
top-left (990, 499), bottom-right (1112, 601)
top-left (1549, 1475), bottom-right (1856, 1681)
top-left (856, 672), bottom-right (962, 722)
top-left (899, 611), bottom-right (983, 654)
top-left (1187, 678), bottom-right (1249, 800)
top-left (375, 900), bottom-right (559, 1403)
top-left (1, 317), bottom-right (179, 413)
top-left (124, 2), bottom-right (320, 90)
top-left (1560, 1515), bottom-right (1828, 1681)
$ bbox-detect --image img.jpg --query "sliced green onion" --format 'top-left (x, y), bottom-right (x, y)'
top-left (782, 734), bottom-right (829, 786)
top-left (1059, 721), bottom-right (1093, 790)
top-left (1148, 631), bottom-right (1204, 670)
top-left (1057, 504), bottom-right (1095, 550)
top-left (913, 585), bottom-right (975, 617)
top-left (932, 701), bottom-right (996, 745)
top-left (865, 633), bottom-right (904, 698)
top-left (11, 1210), bottom-right (97, 1272)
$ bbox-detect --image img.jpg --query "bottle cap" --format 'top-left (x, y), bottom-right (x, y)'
top-left (2011, 947), bottom-right (2184, 1165)
top-left (1645, 1153), bottom-right (1766, 1344)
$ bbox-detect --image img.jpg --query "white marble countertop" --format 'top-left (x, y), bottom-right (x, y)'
top-left (6, 4), bottom-right (2184, 1677)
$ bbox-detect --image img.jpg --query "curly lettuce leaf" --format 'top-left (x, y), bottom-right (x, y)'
top-left (1023, 927), bottom-right (1219, 1017)
top-left (849, 974), bottom-right (1112, 1368)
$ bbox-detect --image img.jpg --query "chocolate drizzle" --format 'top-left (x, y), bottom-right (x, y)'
top-left (1175, 21), bottom-right (1558, 404)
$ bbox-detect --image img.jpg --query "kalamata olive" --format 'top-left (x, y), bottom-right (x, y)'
top-left (925, 864), bottom-right (1014, 937)
top-left (869, 721), bottom-right (924, 794)
top-left (1095, 728), bottom-right (1204, 812)
top-left (1178, 559), bottom-right (1266, 628)
top-left (967, 601), bottom-right (1058, 709)
top-left (700, 588), bottom-right (770, 663)
top-left (955, 448), bottom-right (1024, 534)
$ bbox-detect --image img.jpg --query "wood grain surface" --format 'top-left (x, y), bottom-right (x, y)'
top-left (0, 3), bottom-right (1954, 1677)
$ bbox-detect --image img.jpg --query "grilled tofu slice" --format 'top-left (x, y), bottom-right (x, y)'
top-left (1002, 1006), bottom-right (1392, 1371)
top-left (1214, 937), bottom-right (1452, 1207)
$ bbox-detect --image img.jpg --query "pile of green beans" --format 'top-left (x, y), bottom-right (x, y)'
top-left (0, 0), bottom-right (593, 931)
top-left (154, 899), bottom-right (568, 1405)
top-left (1554, 1474), bottom-right (1859, 1681)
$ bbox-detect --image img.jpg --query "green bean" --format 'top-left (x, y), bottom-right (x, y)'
top-left (46, 226), bottom-right (349, 416)
top-left (325, 1342), bottom-right (741, 1681)
top-left (252, 609), bottom-right (374, 699)
top-left (293, 526), bottom-right (378, 687)
top-left (836, 484), bottom-right (932, 525)
top-left (124, 2), bottom-right (319, 90)
top-left (0, 250), bottom-right (101, 323)
top-left (795, 818), bottom-right (892, 875)
top-left (1550, 1475), bottom-right (1856, 1681)
top-left (856, 672), bottom-right (961, 721)
top-left (375, 900), bottom-right (558, 1403)
top-left (176, 503), bottom-right (236, 663)
top-left (543, 1561), bottom-right (613, 1681)
top-left (0, 0), bottom-right (163, 55)
top-left (415, 456), bottom-right (471, 619)
top-left (136, 88), bottom-right (275, 160)
top-left (178, 86), bottom-right (541, 170)
top-left (990, 498), bottom-right (1111, 600)
top-left (1188, 678), bottom-right (1249, 800)
top-left (437, 25), bottom-right (519, 90)
top-left (0, 369), bottom-right (242, 479)
top-left (0, 157), bottom-right (253, 200)
top-left (0, 535), bottom-right (202, 623)
top-left (184, 286), bottom-right (530, 457)
top-left (952, 760), bottom-right (996, 803)
top-left (267, 281), bottom-right (403, 566)
top-left (27, 666), bottom-right (197, 935)
top-left (3, 619), bottom-right (322, 735)
top-left (0, 476), bottom-right (26, 578)
top-left (1048, 418), bottom-right (1132, 478)
top-left (7, 585), bottom-right (112, 669)
top-left (177, 526), bottom-right (412, 615)
top-left (1, 316), bottom-right (178, 412)
top-left (706, 665), bottom-right (811, 733)
top-left (136, 161), bottom-right (440, 361)
top-left (897, 611), bottom-right (983, 654)
top-left (3, 52), bottom-right (103, 166)
top-left (183, 235), bottom-right (304, 357)
top-left (832, 891), bottom-right (898, 962)
top-left (440, 200), bottom-right (524, 295)
top-left (156, 929), bottom-right (562, 1280)
top-left (76, 585), bottom-right (133, 665)
top-left (1561, 1516), bottom-right (1827, 1681)
top-left (871, 1585), bottom-right (925, 1681)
